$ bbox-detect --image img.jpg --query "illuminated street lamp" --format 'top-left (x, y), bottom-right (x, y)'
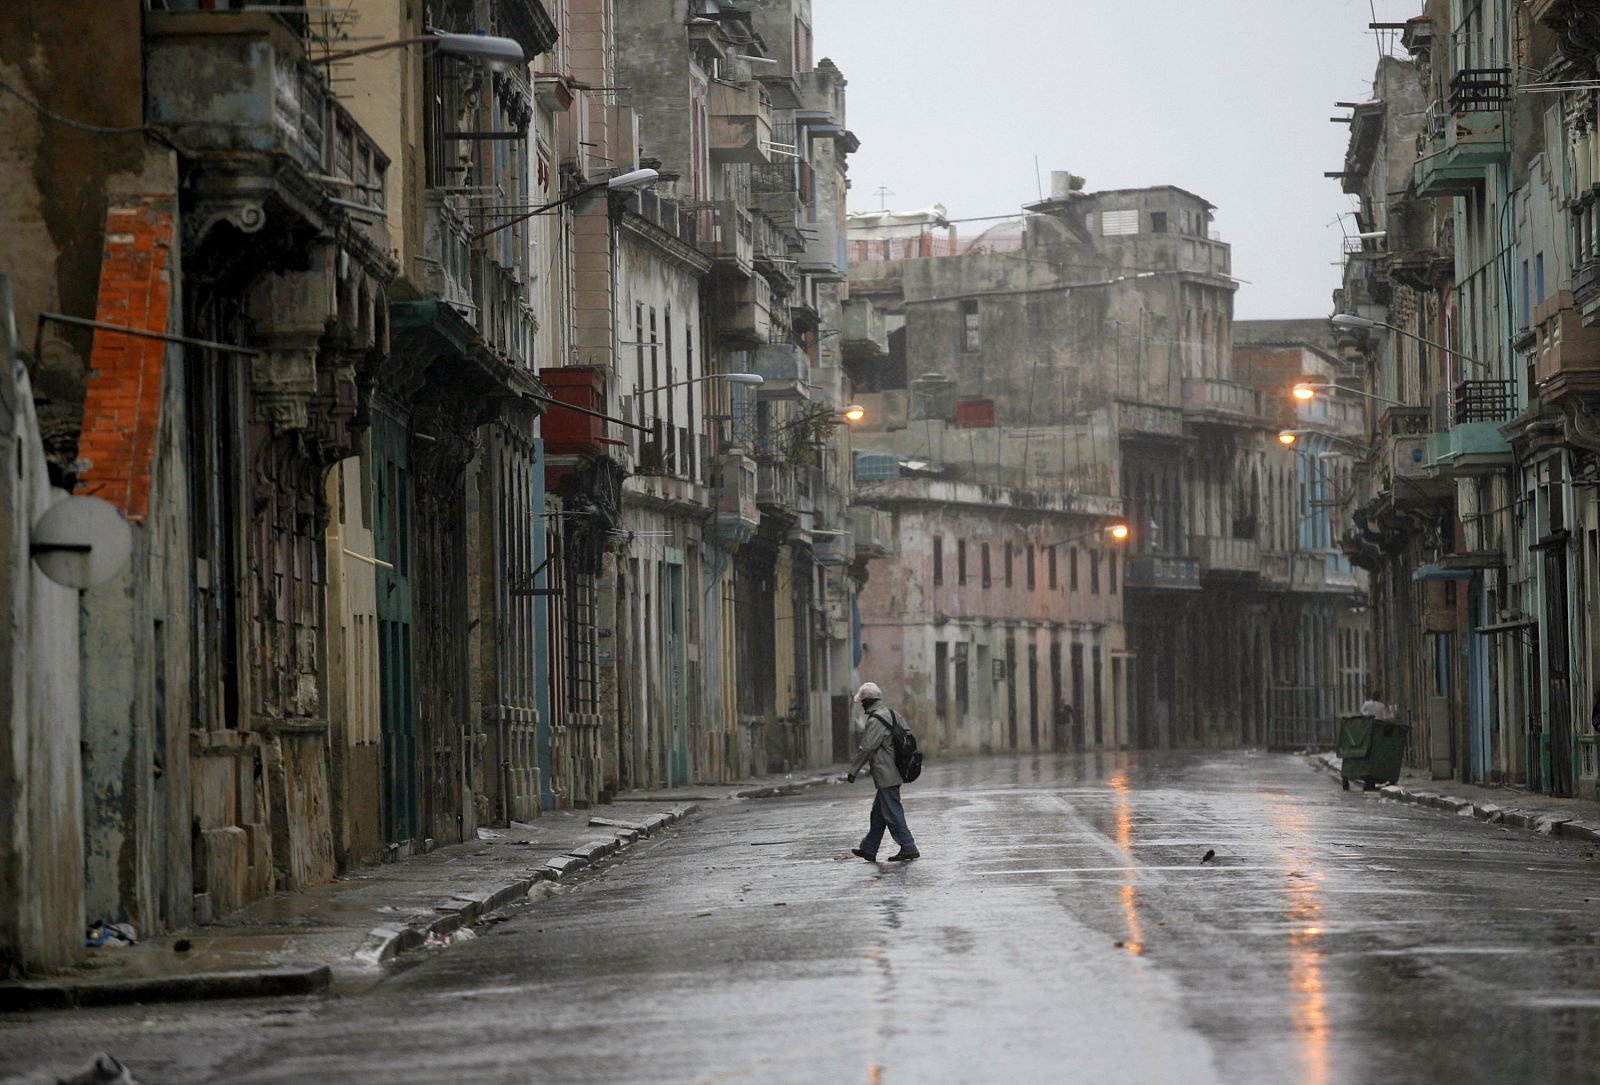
top-left (842, 404), bottom-right (867, 423)
top-left (1291, 382), bottom-right (1403, 407)
top-left (1046, 522), bottom-right (1131, 548)
top-left (1277, 429), bottom-right (1366, 452)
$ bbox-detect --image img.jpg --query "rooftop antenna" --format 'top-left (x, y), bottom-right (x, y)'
top-left (873, 184), bottom-right (894, 209)
top-left (1034, 155), bottom-right (1043, 201)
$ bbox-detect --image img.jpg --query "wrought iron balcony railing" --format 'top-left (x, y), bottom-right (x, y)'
top-left (1448, 67), bottom-right (1512, 113)
top-left (1452, 380), bottom-right (1515, 424)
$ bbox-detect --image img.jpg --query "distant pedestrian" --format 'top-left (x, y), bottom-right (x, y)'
top-left (1053, 700), bottom-right (1076, 751)
top-left (1359, 691), bottom-right (1392, 721)
top-left (846, 682), bottom-right (920, 863)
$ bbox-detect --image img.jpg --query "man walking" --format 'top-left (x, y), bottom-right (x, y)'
top-left (846, 682), bottom-right (920, 863)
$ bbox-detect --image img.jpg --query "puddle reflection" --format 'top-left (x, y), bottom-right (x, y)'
top-left (1108, 769), bottom-right (1144, 956)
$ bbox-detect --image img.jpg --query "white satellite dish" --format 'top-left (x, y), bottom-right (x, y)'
top-left (30, 496), bottom-right (134, 589)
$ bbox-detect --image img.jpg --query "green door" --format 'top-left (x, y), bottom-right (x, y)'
top-left (373, 411), bottom-right (419, 845)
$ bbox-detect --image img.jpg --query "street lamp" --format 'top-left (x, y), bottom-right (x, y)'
top-left (1330, 312), bottom-right (1491, 372)
top-left (313, 31), bottom-right (526, 66)
top-left (1291, 382), bottom-right (1404, 407)
top-left (1045, 522), bottom-right (1131, 548)
top-left (842, 404), bottom-right (867, 423)
top-left (472, 168), bottom-right (660, 241)
top-left (635, 373), bottom-right (763, 394)
top-left (1277, 429), bottom-right (1366, 452)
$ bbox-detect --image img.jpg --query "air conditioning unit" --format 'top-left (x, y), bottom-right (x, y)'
top-left (1392, 436), bottom-right (1430, 478)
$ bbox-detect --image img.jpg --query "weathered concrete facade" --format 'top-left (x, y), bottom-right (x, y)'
top-left (849, 179), bottom-right (1367, 752)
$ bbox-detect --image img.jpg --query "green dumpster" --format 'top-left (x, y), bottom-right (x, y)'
top-left (1337, 715), bottom-right (1410, 790)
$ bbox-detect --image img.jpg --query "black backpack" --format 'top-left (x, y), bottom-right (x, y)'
top-left (871, 707), bottom-right (923, 783)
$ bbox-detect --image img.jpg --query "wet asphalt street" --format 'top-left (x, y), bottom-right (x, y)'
top-left (5, 751), bottom-right (1600, 1085)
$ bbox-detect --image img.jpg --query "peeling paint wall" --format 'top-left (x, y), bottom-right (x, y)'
top-left (0, 354), bottom-right (84, 976)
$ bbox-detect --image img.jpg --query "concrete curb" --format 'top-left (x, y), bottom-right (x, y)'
top-left (1312, 753), bottom-right (1600, 849)
top-left (1, 802), bottom-right (706, 1012)
top-left (0, 965), bottom-right (331, 1013)
top-left (731, 774), bottom-right (840, 800)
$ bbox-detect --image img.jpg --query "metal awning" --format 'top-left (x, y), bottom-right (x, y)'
top-left (1411, 562), bottom-right (1476, 581)
top-left (1474, 615), bottom-right (1536, 636)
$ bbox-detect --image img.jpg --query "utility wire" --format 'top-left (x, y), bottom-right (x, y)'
top-left (0, 77), bottom-right (149, 135)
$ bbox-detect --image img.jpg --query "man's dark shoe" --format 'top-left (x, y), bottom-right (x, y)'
top-left (886, 851), bottom-right (920, 862)
top-left (851, 848), bottom-right (877, 862)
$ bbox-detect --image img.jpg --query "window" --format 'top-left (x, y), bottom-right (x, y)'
top-left (1521, 259), bottom-right (1531, 326)
top-left (1004, 542), bottom-right (1014, 588)
top-left (1101, 209), bottom-right (1139, 236)
top-left (981, 543), bottom-right (992, 589)
top-left (1069, 546), bottom-right (1079, 592)
top-left (962, 299), bottom-right (981, 353)
top-left (957, 539), bottom-right (968, 586)
top-left (1150, 211), bottom-right (1168, 234)
top-left (1048, 546), bottom-right (1059, 590)
top-left (1536, 252), bottom-right (1546, 306)
top-left (954, 642), bottom-right (969, 715)
top-left (1090, 550), bottom-right (1101, 595)
top-left (933, 536), bottom-right (944, 586)
top-left (934, 641), bottom-right (949, 718)
top-left (1109, 551), bottom-right (1118, 595)
top-left (1026, 546), bottom-right (1036, 590)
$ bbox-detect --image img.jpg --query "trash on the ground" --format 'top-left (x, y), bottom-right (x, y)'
top-left (85, 921), bottom-right (137, 948)
top-left (1200, 849), bottom-right (1216, 864)
top-left (773, 902), bottom-right (787, 907)
top-left (173, 938), bottom-right (192, 953)
top-left (696, 911), bottom-right (713, 917)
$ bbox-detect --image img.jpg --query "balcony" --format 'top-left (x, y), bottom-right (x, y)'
top-left (753, 211), bottom-right (797, 286)
top-left (814, 532), bottom-right (855, 566)
top-left (1534, 291), bottom-right (1600, 401)
top-left (800, 224), bottom-right (848, 279)
top-left (145, 10), bottom-right (390, 253)
top-left (1573, 187), bottom-right (1600, 320)
top-left (1116, 400), bottom-right (1185, 439)
top-left (757, 458), bottom-right (799, 511)
top-left (1189, 536), bottom-right (1261, 578)
top-left (849, 506), bottom-right (895, 557)
top-left (840, 297), bottom-right (889, 356)
top-left (1426, 381), bottom-right (1514, 475)
top-left (1261, 552), bottom-right (1327, 591)
top-left (710, 453), bottom-right (761, 545)
top-left (1123, 554), bottom-right (1201, 591)
top-left (708, 81), bottom-right (774, 165)
top-left (1412, 69), bottom-right (1510, 197)
top-left (423, 192), bottom-right (476, 325)
top-left (712, 275), bottom-right (772, 347)
top-left (752, 341), bottom-right (810, 399)
top-left (1181, 377), bottom-right (1262, 426)
top-left (538, 366), bottom-right (609, 460)
top-left (697, 201), bottom-right (755, 279)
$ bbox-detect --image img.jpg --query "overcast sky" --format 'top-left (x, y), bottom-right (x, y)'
top-left (811, 0), bottom-right (1418, 320)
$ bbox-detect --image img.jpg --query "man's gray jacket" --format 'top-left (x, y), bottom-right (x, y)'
top-left (849, 705), bottom-right (904, 789)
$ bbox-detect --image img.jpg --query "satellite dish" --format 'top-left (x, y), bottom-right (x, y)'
top-left (30, 496), bottom-right (133, 589)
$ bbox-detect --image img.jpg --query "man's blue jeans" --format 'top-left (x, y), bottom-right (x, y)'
top-left (860, 785), bottom-right (917, 857)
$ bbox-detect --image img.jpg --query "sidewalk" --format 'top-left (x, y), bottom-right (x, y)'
top-left (1312, 752), bottom-right (1600, 845)
top-left (0, 771), bottom-right (840, 1013)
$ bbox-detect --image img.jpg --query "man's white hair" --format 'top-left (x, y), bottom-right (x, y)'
top-left (855, 682), bottom-right (882, 704)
